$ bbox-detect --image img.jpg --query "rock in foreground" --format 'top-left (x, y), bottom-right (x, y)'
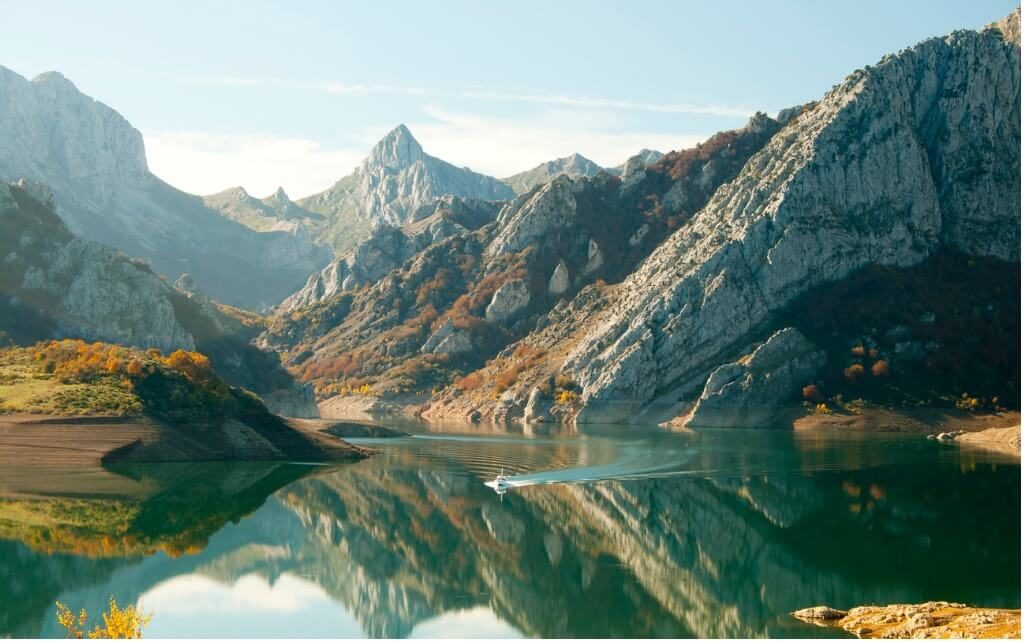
top-left (792, 601), bottom-right (1021, 638)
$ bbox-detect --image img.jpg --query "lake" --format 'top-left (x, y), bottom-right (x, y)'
top-left (0, 424), bottom-right (1019, 638)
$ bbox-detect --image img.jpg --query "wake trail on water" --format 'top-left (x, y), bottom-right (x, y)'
top-left (468, 439), bottom-right (702, 489)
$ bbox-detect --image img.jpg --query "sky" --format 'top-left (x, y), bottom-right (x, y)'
top-left (0, 0), bottom-right (1017, 198)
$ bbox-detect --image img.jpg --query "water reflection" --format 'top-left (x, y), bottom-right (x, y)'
top-left (0, 428), bottom-right (1019, 638)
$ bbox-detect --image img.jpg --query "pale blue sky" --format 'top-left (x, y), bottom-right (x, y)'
top-left (0, 0), bottom-right (1017, 197)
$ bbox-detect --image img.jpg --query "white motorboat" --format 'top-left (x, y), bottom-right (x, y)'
top-left (486, 468), bottom-right (513, 495)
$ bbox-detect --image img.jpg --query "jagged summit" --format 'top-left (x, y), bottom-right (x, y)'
top-left (297, 124), bottom-right (513, 249)
top-left (265, 186), bottom-right (291, 205)
top-left (365, 124), bottom-right (425, 169)
top-left (986, 6), bottom-right (1020, 44)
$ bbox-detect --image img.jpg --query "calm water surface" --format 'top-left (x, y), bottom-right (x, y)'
top-left (0, 424), bottom-right (1019, 638)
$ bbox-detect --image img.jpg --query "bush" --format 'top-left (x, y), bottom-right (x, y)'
top-left (57, 597), bottom-right (151, 639)
top-left (802, 384), bottom-right (824, 402)
top-left (843, 363), bottom-right (866, 382)
top-left (871, 360), bottom-right (890, 377)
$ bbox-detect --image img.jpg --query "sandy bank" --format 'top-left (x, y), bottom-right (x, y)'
top-left (955, 424), bottom-right (1021, 457)
top-left (0, 412), bottom-right (370, 465)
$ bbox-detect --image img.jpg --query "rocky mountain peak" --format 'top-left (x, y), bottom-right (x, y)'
top-left (30, 71), bottom-right (78, 92)
top-left (365, 124), bottom-right (425, 169)
top-left (986, 7), bottom-right (1020, 45)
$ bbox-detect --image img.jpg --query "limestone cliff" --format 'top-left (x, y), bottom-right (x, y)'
top-left (562, 21), bottom-right (1020, 423)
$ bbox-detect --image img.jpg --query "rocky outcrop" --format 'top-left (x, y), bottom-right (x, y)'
top-left (485, 280), bottom-right (531, 322)
top-left (1, 183), bottom-right (193, 352)
top-left (420, 318), bottom-right (472, 355)
top-left (0, 67), bottom-right (329, 310)
top-left (609, 148), bottom-right (664, 176)
top-left (563, 22), bottom-right (1021, 423)
top-left (793, 602), bottom-right (1021, 639)
top-left (298, 125), bottom-right (514, 252)
top-left (488, 175), bottom-right (578, 256)
top-left (277, 196), bottom-right (500, 312)
top-left (502, 153), bottom-right (602, 194)
top-left (686, 328), bottom-right (825, 428)
top-left (548, 260), bottom-right (570, 295)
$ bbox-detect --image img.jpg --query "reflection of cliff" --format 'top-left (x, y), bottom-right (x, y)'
top-left (0, 462), bottom-right (325, 637)
top-left (2, 446), bottom-right (1018, 638)
top-left (255, 451), bottom-right (1017, 638)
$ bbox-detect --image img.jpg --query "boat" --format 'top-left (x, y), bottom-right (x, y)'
top-left (486, 468), bottom-right (513, 495)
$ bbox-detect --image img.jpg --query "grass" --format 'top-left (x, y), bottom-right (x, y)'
top-left (0, 347), bottom-right (142, 415)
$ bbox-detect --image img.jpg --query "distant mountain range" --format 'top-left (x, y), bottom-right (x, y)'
top-left (0, 67), bottom-right (330, 310)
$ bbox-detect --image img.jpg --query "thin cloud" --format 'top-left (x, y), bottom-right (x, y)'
top-left (190, 74), bottom-right (433, 96)
top-left (409, 105), bottom-right (708, 177)
top-left (460, 89), bottom-right (758, 118)
top-left (189, 74), bottom-right (757, 117)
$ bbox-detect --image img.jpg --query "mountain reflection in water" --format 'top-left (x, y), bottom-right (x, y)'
top-left (0, 427), bottom-right (1019, 638)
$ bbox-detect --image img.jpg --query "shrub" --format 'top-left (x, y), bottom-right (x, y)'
top-left (843, 363), bottom-right (866, 382)
top-left (956, 393), bottom-right (982, 411)
top-left (871, 359), bottom-right (890, 377)
top-left (57, 597), bottom-right (151, 639)
top-left (455, 371), bottom-right (484, 392)
top-left (802, 384), bottom-right (824, 402)
top-left (555, 389), bottom-right (579, 405)
top-left (162, 350), bottom-right (214, 384)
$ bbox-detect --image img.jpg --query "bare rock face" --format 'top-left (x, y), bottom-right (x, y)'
top-left (485, 280), bottom-right (531, 322)
top-left (488, 175), bottom-right (578, 256)
top-left (686, 328), bottom-right (825, 428)
top-left (2, 183), bottom-right (193, 353)
top-left (564, 22), bottom-right (1021, 423)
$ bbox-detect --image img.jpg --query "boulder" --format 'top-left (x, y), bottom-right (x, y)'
top-left (686, 328), bottom-right (825, 428)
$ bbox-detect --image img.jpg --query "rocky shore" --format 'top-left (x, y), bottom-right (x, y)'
top-left (792, 601), bottom-right (1021, 638)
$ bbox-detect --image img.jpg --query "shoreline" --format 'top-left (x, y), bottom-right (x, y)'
top-left (0, 412), bottom-right (371, 467)
top-left (793, 602), bottom-right (1021, 638)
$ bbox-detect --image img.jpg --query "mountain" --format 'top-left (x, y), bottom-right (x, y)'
top-left (502, 153), bottom-right (603, 194)
top-left (277, 196), bottom-right (501, 312)
top-left (260, 111), bottom-right (782, 417)
top-left (296, 125), bottom-right (515, 252)
top-left (0, 182), bottom-right (318, 416)
top-left (262, 11), bottom-right (1020, 427)
top-left (202, 186), bottom-right (325, 232)
top-left (558, 15), bottom-right (1021, 423)
top-left (0, 67), bottom-right (329, 310)
top-left (608, 148), bottom-right (664, 176)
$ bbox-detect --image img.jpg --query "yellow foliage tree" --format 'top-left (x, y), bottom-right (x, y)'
top-left (56, 597), bottom-right (152, 639)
